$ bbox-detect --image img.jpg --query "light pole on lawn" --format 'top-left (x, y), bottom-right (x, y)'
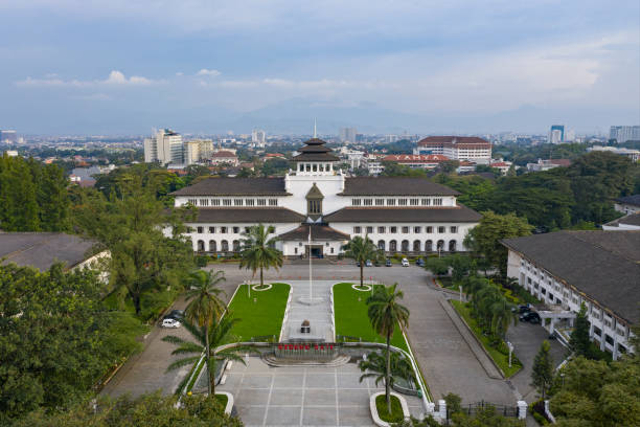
top-left (507, 341), bottom-right (514, 368)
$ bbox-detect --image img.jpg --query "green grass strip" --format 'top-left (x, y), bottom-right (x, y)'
top-left (375, 394), bottom-right (404, 423)
top-left (450, 300), bottom-right (522, 378)
top-left (333, 282), bottom-right (409, 353)
top-left (226, 283), bottom-right (290, 342)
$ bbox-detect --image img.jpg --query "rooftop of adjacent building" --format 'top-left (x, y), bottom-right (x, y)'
top-left (0, 232), bottom-right (99, 271)
top-left (616, 194), bottom-right (640, 207)
top-left (501, 230), bottom-right (640, 325)
top-left (417, 136), bottom-right (491, 147)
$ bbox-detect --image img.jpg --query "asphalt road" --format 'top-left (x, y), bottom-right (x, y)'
top-left (101, 261), bottom-right (565, 406)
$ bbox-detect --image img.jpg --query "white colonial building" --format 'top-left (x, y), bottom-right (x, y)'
top-left (502, 231), bottom-right (639, 360)
top-left (169, 138), bottom-right (481, 258)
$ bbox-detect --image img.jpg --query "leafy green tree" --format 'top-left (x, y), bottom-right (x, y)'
top-left (448, 254), bottom-right (473, 283)
top-left (184, 270), bottom-right (228, 395)
top-left (366, 283), bottom-right (410, 413)
top-left (424, 256), bottom-right (449, 277)
top-left (239, 224), bottom-right (283, 289)
top-left (569, 303), bottom-right (592, 358)
top-left (0, 263), bottom-right (146, 423)
top-left (37, 163), bottom-right (70, 231)
top-left (358, 350), bottom-right (415, 390)
top-left (531, 340), bottom-right (554, 400)
top-left (13, 391), bottom-right (243, 427)
top-left (464, 211), bottom-right (533, 278)
top-left (551, 356), bottom-right (640, 426)
top-left (0, 154), bottom-right (40, 231)
top-left (343, 235), bottom-right (381, 288)
top-left (74, 173), bottom-right (194, 316)
top-left (163, 316), bottom-right (253, 396)
top-left (438, 160), bottom-right (460, 174)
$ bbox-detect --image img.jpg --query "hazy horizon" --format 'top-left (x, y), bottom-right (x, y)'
top-left (1, 1), bottom-right (638, 135)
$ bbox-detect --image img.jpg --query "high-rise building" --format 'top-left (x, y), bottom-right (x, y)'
top-left (1, 130), bottom-right (17, 143)
top-left (339, 127), bottom-right (357, 143)
top-left (548, 125), bottom-right (565, 144)
top-left (610, 126), bottom-right (640, 143)
top-left (185, 139), bottom-right (214, 165)
top-left (144, 129), bottom-right (184, 165)
top-left (251, 129), bottom-right (266, 146)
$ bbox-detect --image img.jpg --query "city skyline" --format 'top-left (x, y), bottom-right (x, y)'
top-left (0, 1), bottom-right (638, 134)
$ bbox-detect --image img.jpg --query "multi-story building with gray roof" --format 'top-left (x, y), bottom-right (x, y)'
top-left (169, 137), bottom-right (481, 258)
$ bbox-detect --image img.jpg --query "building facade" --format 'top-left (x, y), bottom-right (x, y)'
top-left (610, 125), bottom-right (640, 143)
top-left (502, 231), bottom-right (639, 360)
top-left (414, 136), bottom-right (491, 164)
top-left (614, 195), bottom-right (640, 215)
top-left (169, 138), bottom-right (481, 257)
top-left (548, 125), bottom-right (565, 144)
top-left (144, 129), bottom-right (184, 165)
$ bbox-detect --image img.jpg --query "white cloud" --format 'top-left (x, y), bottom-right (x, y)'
top-left (196, 68), bottom-right (221, 77)
top-left (16, 70), bottom-right (160, 88)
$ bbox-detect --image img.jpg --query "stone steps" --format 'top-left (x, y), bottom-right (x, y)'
top-left (261, 354), bottom-right (351, 367)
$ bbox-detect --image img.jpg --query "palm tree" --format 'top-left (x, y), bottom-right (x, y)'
top-left (366, 283), bottom-right (410, 413)
top-left (183, 269), bottom-right (227, 395)
top-left (358, 350), bottom-right (415, 391)
top-left (343, 235), bottom-right (380, 288)
top-left (162, 315), bottom-right (253, 396)
top-left (239, 224), bottom-right (283, 289)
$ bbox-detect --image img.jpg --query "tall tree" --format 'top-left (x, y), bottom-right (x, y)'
top-left (0, 154), bottom-right (40, 231)
top-left (343, 235), bottom-right (380, 288)
top-left (366, 283), bottom-right (410, 413)
top-left (464, 211), bottom-right (533, 278)
top-left (184, 269), bottom-right (228, 395)
top-left (569, 303), bottom-right (592, 358)
top-left (358, 350), bottom-right (415, 391)
top-left (163, 316), bottom-right (253, 396)
top-left (238, 224), bottom-right (283, 288)
top-left (74, 173), bottom-right (194, 315)
top-left (531, 340), bottom-right (554, 400)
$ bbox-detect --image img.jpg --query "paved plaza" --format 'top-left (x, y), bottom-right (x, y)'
top-left (280, 280), bottom-right (336, 342)
top-left (217, 357), bottom-right (423, 427)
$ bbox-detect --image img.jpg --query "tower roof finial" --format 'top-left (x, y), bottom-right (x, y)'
top-left (313, 118), bottom-right (317, 138)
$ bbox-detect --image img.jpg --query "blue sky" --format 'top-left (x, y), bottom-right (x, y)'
top-left (1, 0), bottom-right (638, 134)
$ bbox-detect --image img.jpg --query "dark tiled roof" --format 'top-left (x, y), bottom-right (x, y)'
top-left (191, 208), bottom-right (305, 223)
top-left (278, 224), bottom-right (350, 242)
top-left (501, 231), bottom-right (640, 324)
top-left (340, 177), bottom-right (460, 196)
top-left (616, 194), bottom-right (640, 207)
top-left (620, 213), bottom-right (640, 227)
top-left (292, 152), bottom-right (340, 161)
top-left (0, 232), bottom-right (98, 271)
top-left (169, 178), bottom-right (288, 196)
top-left (324, 206), bottom-right (481, 223)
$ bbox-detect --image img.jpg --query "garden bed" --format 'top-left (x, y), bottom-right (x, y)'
top-left (226, 283), bottom-right (290, 342)
top-left (450, 300), bottom-right (522, 378)
top-left (333, 283), bottom-right (409, 353)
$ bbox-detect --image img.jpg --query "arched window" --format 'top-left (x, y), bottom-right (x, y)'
top-left (232, 240), bottom-right (240, 252)
top-left (389, 240), bottom-right (397, 252)
top-left (437, 240), bottom-right (445, 251)
top-left (197, 240), bottom-right (205, 252)
top-left (378, 240), bottom-right (386, 251)
top-left (401, 240), bottom-right (409, 252)
top-left (221, 240), bottom-right (229, 252)
top-left (449, 240), bottom-right (457, 252)
top-left (425, 240), bottom-right (433, 252)
top-left (209, 240), bottom-right (217, 252)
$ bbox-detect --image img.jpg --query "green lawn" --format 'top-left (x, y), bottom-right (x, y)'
top-left (333, 282), bottom-right (409, 353)
top-left (450, 300), bottom-right (522, 378)
top-left (375, 394), bottom-right (404, 423)
top-left (226, 283), bottom-right (290, 342)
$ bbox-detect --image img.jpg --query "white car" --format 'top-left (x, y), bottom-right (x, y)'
top-left (401, 258), bottom-right (410, 267)
top-left (162, 318), bottom-right (181, 328)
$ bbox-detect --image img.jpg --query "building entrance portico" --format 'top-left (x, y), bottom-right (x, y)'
top-left (306, 245), bottom-right (324, 258)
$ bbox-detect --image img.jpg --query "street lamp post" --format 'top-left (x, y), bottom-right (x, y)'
top-left (507, 341), bottom-right (514, 368)
top-left (459, 285), bottom-right (463, 302)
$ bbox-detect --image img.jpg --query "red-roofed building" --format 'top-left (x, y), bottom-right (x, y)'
top-left (415, 136), bottom-right (492, 164)
top-left (210, 150), bottom-right (239, 166)
top-left (382, 154), bottom-right (451, 170)
top-left (489, 160), bottom-right (513, 175)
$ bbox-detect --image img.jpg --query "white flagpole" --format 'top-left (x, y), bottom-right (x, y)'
top-left (308, 226), bottom-right (313, 300)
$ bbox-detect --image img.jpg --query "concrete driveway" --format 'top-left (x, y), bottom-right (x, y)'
top-left (101, 261), bottom-right (566, 407)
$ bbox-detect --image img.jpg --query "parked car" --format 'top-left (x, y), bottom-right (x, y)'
top-left (401, 258), bottom-right (410, 267)
top-left (511, 304), bottom-right (531, 314)
top-left (365, 259), bottom-right (373, 267)
top-left (385, 259), bottom-right (392, 267)
top-left (373, 259), bottom-right (381, 267)
top-left (415, 258), bottom-right (425, 267)
top-left (162, 318), bottom-right (181, 328)
top-left (519, 311), bottom-right (541, 324)
top-left (164, 309), bottom-right (184, 320)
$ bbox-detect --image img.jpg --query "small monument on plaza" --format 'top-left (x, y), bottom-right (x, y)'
top-left (300, 320), bottom-right (311, 334)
